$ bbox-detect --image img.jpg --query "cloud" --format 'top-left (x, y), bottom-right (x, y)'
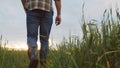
top-left (0, 0), bottom-right (120, 48)
top-left (0, 0), bottom-right (26, 42)
top-left (80, 0), bottom-right (120, 22)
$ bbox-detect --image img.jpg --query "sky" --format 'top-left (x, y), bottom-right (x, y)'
top-left (0, 0), bottom-right (120, 50)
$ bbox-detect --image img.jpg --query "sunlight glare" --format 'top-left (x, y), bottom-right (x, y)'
top-left (5, 42), bottom-right (28, 50)
top-left (5, 39), bottom-right (57, 50)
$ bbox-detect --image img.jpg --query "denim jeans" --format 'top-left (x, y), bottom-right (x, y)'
top-left (26, 9), bottom-right (53, 60)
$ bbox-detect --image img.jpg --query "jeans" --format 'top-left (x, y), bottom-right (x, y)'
top-left (26, 9), bottom-right (53, 60)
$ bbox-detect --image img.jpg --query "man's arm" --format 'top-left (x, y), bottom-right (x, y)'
top-left (21, 0), bottom-right (27, 11)
top-left (54, 0), bottom-right (61, 26)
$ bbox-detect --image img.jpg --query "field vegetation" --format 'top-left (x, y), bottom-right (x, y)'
top-left (0, 8), bottom-right (120, 68)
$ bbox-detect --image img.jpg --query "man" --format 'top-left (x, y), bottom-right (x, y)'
top-left (21, 0), bottom-right (61, 68)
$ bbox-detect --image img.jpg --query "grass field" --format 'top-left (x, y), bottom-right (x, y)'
top-left (0, 47), bottom-right (28, 68)
top-left (0, 9), bottom-right (120, 68)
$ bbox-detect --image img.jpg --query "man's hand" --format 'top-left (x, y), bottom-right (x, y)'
top-left (55, 15), bottom-right (61, 26)
top-left (55, 0), bottom-right (61, 26)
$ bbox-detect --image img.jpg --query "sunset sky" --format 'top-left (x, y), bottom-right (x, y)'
top-left (0, 0), bottom-right (120, 50)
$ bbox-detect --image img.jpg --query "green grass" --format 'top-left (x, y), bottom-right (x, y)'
top-left (0, 8), bottom-right (120, 68)
top-left (0, 48), bottom-right (28, 68)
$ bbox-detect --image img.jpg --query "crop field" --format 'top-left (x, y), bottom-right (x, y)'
top-left (0, 9), bottom-right (120, 68)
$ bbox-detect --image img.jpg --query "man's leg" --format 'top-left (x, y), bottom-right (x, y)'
top-left (26, 10), bottom-right (39, 68)
top-left (39, 11), bottom-right (53, 66)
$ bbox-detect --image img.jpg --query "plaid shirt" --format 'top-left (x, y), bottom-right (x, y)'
top-left (25, 0), bottom-right (53, 12)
